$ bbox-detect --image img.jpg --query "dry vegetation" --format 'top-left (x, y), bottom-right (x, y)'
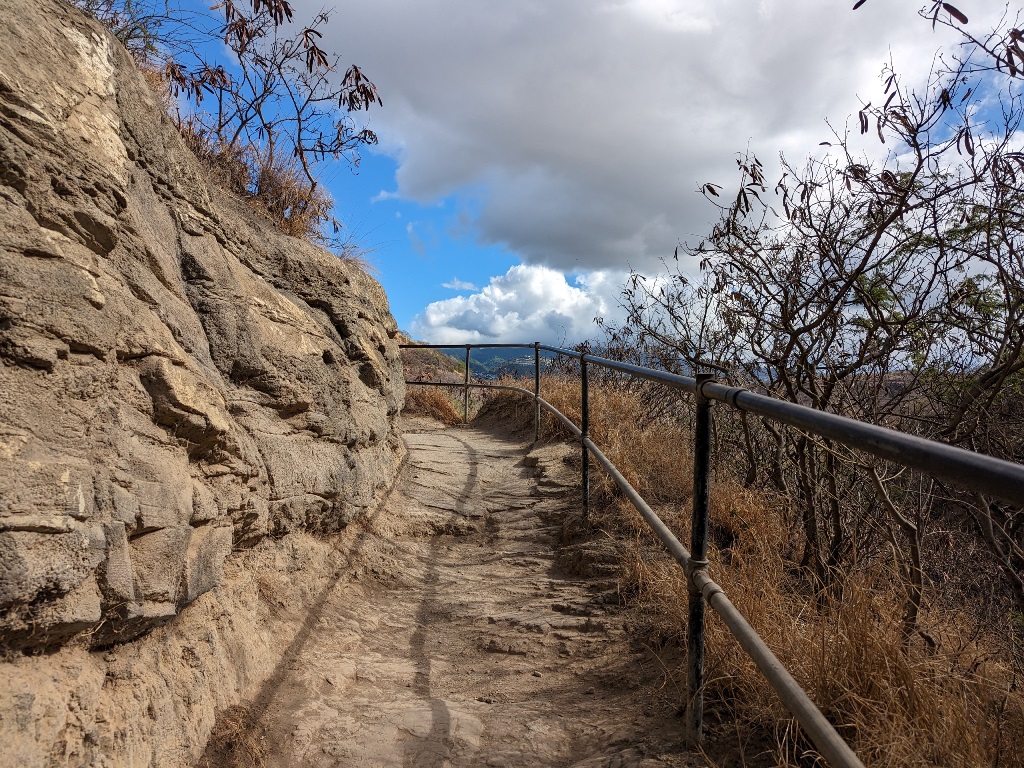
top-left (141, 66), bottom-right (357, 254)
top-left (478, 374), bottom-right (1024, 767)
top-left (135, 69), bottom-right (365, 257)
top-left (176, 120), bottom-right (338, 246)
top-left (197, 705), bottom-right (268, 768)
top-left (79, 0), bottom-right (379, 258)
top-left (398, 336), bottom-right (486, 425)
top-left (402, 386), bottom-right (464, 425)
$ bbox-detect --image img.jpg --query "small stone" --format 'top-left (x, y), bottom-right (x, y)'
top-left (584, 686), bottom-right (596, 695)
top-left (531, 671), bottom-right (542, 677)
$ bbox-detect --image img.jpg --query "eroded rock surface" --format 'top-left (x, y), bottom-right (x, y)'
top-left (0, 0), bottom-right (403, 651)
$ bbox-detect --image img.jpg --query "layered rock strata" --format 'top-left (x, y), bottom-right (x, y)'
top-left (0, 0), bottom-right (403, 654)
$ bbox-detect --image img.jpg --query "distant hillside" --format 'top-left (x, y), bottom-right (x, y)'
top-left (396, 333), bottom-right (464, 384)
top-left (467, 347), bottom-right (543, 378)
top-left (398, 338), bottom-right (548, 380)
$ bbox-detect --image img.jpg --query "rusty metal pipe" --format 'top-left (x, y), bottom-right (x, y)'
top-left (397, 341), bottom-right (1024, 768)
top-left (581, 354), bottom-right (590, 522)
top-left (534, 342), bottom-right (541, 442)
top-left (463, 346), bottom-right (470, 424)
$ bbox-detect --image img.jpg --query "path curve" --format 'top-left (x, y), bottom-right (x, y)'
top-left (237, 418), bottom-right (701, 767)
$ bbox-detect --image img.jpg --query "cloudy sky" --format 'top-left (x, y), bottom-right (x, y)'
top-left (282, 0), bottom-right (997, 343)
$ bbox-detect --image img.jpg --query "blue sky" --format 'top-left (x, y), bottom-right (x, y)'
top-left (170, 0), bottom-right (1009, 343)
top-left (325, 152), bottom-right (521, 333)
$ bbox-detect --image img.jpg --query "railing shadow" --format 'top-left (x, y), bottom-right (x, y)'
top-left (403, 429), bottom-right (483, 765)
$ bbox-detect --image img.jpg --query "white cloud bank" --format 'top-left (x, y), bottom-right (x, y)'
top-left (294, 0), bottom-right (1008, 342)
top-left (411, 265), bottom-right (629, 344)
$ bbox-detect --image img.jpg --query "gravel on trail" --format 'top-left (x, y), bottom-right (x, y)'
top-left (215, 417), bottom-right (704, 767)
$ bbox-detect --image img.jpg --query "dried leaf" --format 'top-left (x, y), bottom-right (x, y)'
top-left (942, 3), bottom-right (968, 24)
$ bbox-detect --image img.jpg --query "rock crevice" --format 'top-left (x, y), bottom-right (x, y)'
top-left (0, 0), bottom-right (404, 653)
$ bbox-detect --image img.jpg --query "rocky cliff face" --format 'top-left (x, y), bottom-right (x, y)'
top-left (0, 0), bottom-right (404, 651)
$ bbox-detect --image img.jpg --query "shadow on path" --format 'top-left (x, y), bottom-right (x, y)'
top-left (197, 478), bottom-right (402, 766)
top-left (404, 431), bottom-right (482, 765)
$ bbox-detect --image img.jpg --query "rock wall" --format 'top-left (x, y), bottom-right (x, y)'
top-left (0, 0), bottom-right (405, 759)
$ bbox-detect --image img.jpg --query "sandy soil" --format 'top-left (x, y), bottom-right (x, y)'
top-left (203, 417), bottom-right (703, 767)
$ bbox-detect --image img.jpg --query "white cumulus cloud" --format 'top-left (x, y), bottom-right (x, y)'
top-left (441, 277), bottom-right (479, 291)
top-left (411, 265), bottom-right (629, 344)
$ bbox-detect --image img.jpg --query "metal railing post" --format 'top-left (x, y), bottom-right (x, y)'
top-left (534, 342), bottom-right (541, 442)
top-left (581, 353), bottom-right (590, 521)
top-left (464, 345), bottom-right (471, 424)
top-left (686, 372), bottom-right (714, 745)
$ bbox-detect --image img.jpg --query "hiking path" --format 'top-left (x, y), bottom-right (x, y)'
top-left (225, 417), bottom-right (702, 768)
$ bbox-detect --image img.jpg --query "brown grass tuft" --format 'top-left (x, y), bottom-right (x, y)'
top-left (197, 704), bottom-right (267, 768)
top-left (175, 120), bottom-right (336, 244)
top-left (403, 386), bottom-right (463, 425)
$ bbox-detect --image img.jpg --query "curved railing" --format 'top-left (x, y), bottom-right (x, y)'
top-left (400, 341), bottom-right (1024, 768)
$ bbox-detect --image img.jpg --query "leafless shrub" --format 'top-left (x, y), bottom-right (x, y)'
top-left (73, 0), bottom-right (381, 245)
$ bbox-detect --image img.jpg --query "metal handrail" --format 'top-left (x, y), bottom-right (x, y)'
top-left (399, 341), bottom-right (1024, 768)
top-left (538, 345), bottom-right (1024, 505)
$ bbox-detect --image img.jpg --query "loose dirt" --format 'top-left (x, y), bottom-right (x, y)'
top-left (205, 417), bottom-right (703, 767)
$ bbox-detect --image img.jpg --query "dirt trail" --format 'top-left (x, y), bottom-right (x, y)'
top-left (234, 418), bottom-right (701, 767)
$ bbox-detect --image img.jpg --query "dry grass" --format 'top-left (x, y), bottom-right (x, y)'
top-left (398, 339), bottom-right (498, 423)
top-left (403, 386), bottom-right (464, 425)
top-left (139, 64), bottom-right (173, 112)
top-left (196, 704), bottom-right (267, 768)
top-left (478, 375), bottom-right (1024, 767)
top-left (175, 120), bottom-right (335, 244)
